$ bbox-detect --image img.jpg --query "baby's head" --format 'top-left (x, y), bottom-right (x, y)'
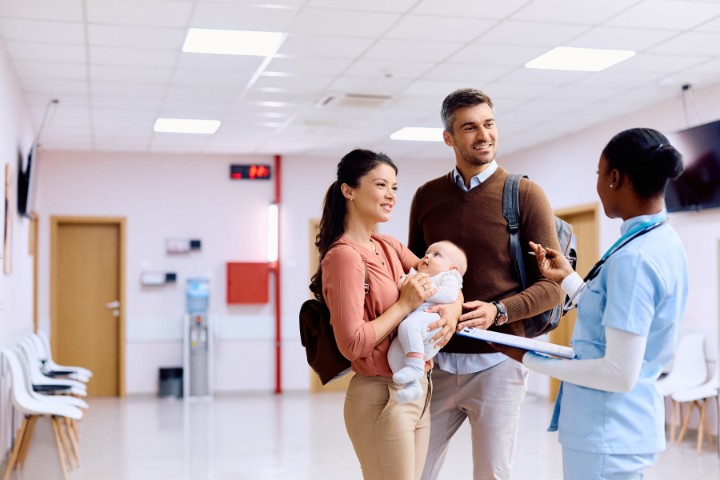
top-left (417, 241), bottom-right (467, 277)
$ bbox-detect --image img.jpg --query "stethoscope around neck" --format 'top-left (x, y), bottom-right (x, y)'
top-left (562, 217), bottom-right (667, 313)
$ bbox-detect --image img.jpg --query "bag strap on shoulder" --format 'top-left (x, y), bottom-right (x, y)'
top-left (502, 174), bottom-right (529, 289)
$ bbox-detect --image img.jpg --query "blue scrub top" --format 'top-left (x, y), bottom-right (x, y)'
top-left (555, 211), bottom-right (689, 454)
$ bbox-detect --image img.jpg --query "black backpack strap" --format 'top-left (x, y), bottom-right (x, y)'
top-left (502, 174), bottom-right (529, 289)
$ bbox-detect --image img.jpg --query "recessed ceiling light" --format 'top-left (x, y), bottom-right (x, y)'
top-left (525, 46), bottom-right (635, 72)
top-left (154, 118), bottom-right (221, 134)
top-left (183, 28), bottom-right (284, 56)
top-left (390, 127), bottom-right (444, 142)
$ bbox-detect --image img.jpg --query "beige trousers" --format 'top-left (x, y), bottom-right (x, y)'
top-left (344, 373), bottom-right (431, 480)
top-left (421, 360), bottom-right (528, 480)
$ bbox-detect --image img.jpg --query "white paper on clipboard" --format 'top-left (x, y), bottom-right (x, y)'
top-left (458, 327), bottom-right (575, 359)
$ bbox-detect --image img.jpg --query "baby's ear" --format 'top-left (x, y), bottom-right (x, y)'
top-left (450, 266), bottom-right (459, 271)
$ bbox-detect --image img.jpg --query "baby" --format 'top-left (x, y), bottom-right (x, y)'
top-left (388, 240), bottom-right (467, 403)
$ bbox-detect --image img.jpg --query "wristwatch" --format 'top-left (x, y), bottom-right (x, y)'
top-left (491, 300), bottom-right (508, 326)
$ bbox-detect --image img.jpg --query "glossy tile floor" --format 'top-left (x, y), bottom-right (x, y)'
top-left (9, 392), bottom-right (720, 479)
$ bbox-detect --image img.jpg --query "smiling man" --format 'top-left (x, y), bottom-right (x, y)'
top-left (408, 88), bottom-right (563, 480)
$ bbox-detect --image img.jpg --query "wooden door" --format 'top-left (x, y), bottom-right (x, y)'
top-left (308, 219), bottom-right (354, 393)
top-left (548, 204), bottom-right (600, 401)
top-left (51, 217), bottom-right (125, 396)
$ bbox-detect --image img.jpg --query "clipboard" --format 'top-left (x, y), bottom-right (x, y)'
top-left (457, 327), bottom-right (575, 359)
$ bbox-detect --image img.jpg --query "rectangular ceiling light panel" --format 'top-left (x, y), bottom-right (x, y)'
top-left (183, 28), bottom-right (284, 56)
top-left (154, 118), bottom-right (221, 134)
top-left (390, 127), bottom-right (444, 142)
top-left (525, 46), bottom-right (635, 72)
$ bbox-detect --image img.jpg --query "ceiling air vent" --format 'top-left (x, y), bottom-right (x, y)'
top-left (314, 93), bottom-right (391, 109)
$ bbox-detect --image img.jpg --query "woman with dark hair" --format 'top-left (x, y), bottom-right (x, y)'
top-left (497, 128), bottom-right (688, 479)
top-left (311, 149), bottom-right (460, 480)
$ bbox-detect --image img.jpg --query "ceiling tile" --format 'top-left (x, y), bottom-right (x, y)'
top-left (386, 15), bottom-right (496, 42)
top-left (364, 39), bottom-right (463, 62)
top-left (609, 52), bottom-right (711, 74)
top-left (343, 59), bottom-right (435, 80)
top-left (325, 76), bottom-right (412, 97)
top-left (88, 24), bottom-right (184, 49)
top-left (606, 1), bottom-right (720, 30)
top-left (91, 81), bottom-right (167, 99)
top-left (14, 60), bottom-right (86, 81)
top-left (411, 0), bottom-right (533, 19)
top-left (511, 0), bottom-right (637, 24)
top-left (0, 18), bottom-right (85, 43)
top-left (86, 0), bottom-right (193, 28)
top-left (175, 53), bottom-right (264, 72)
top-left (265, 56), bottom-right (353, 76)
top-left (172, 69), bottom-right (253, 89)
top-left (566, 26), bottom-right (678, 51)
top-left (287, 8), bottom-right (401, 37)
top-left (307, 0), bottom-right (417, 13)
top-left (497, 68), bottom-right (589, 86)
top-left (477, 21), bottom-right (590, 46)
top-left (190, 3), bottom-right (298, 30)
top-left (278, 34), bottom-right (375, 58)
top-left (22, 78), bottom-right (88, 96)
top-left (648, 31), bottom-right (720, 56)
top-left (422, 64), bottom-right (514, 84)
top-left (5, 41), bottom-right (86, 63)
top-left (90, 46), bottom-right (178, 68)
top-left (449, 44), bottom-right (548, 67)
top-left (0, 0), bottom-right (83, 22)
top-left (90, 65), bottom-right (173, 84)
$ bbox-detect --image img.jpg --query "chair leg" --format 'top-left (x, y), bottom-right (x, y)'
top-left (2, 416), bottom-right (30, 480)
top-left (57, 418), bottom-right (75, 470)
top-left (677, 401), bottom-right (696, 445)
top-left (64, 417), bottom-right (80, 467)
top-left (16, 415), bottom-right (39, 469)
top-left (51, 416), bottom-right (69, 480)
top-left (697, 399), bottom-right (708, 453)
top-left (669, 399), bottom-right (677, 442)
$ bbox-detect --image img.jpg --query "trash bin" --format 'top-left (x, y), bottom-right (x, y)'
top-left (159, 367), bottom-right (183, 398)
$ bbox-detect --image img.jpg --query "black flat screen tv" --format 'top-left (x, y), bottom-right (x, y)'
top-left (17, 142), bottom-right (36, 218)
top-left (665, 119), bottom-right (720, 213)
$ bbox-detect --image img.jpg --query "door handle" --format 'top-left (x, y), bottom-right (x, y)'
top-left (105, 301), bottom-right (120, 309)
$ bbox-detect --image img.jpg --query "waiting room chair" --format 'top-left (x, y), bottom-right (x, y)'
top-left (1, 348), bottom-right (82, 480)
top-left (36, 331), bottom-right (93, 380)
top-left (18, 337), bottom-right (87, 397)
top-left (656, 333), bottom-right (707, 442)
top-left (672, 360), bottom-right (719, 453)
top-left (33, 332), bottom-right (92, 382)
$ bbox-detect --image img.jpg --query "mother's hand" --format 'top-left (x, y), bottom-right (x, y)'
top-left (426, 300), bottom-right (462, 348)
top-left (398, 272), bottom-right (435, 312)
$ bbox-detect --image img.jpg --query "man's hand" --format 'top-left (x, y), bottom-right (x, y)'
top-left (426, 300), bottom-right (462, 348)
top-left (458, 300), bottom-right (496, 331)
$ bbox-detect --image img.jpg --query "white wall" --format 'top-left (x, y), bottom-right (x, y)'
top-left (0, 40), bottom-right (36, 345)
top-left (0, 37), bottom-right (42, 462)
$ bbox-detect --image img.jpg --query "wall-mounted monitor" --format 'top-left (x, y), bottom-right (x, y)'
top-left (665, 118), bottom-right (720, 213)
top-left (17, 142), bottom-right (37, 218)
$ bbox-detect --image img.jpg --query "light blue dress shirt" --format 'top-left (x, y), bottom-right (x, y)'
top-left (551, 211), bottom-right (689, 454)
top-left (435, 161), bottom-right (506, 374)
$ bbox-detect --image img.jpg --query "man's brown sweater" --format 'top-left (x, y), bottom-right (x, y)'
top-left (408, 167), bottom-right (563, 353)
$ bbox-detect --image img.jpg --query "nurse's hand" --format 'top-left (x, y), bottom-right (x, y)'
top-left (529, 241), bottom-right (574, 284)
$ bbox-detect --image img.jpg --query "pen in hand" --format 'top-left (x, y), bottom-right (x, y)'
top-left (528, 251), bottom-right (577, 261)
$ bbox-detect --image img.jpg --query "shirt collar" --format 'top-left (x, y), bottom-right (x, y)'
top-left (453, 160), bottom-right (498, 191)
top-left (620, 209), bottom-right (668, 236)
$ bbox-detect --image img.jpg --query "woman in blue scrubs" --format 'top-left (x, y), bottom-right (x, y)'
top-left (499, 127), bottom-right (688, 479)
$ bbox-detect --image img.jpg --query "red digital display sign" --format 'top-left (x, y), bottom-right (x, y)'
top-left (230, 164), bottom-right (271, 180)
